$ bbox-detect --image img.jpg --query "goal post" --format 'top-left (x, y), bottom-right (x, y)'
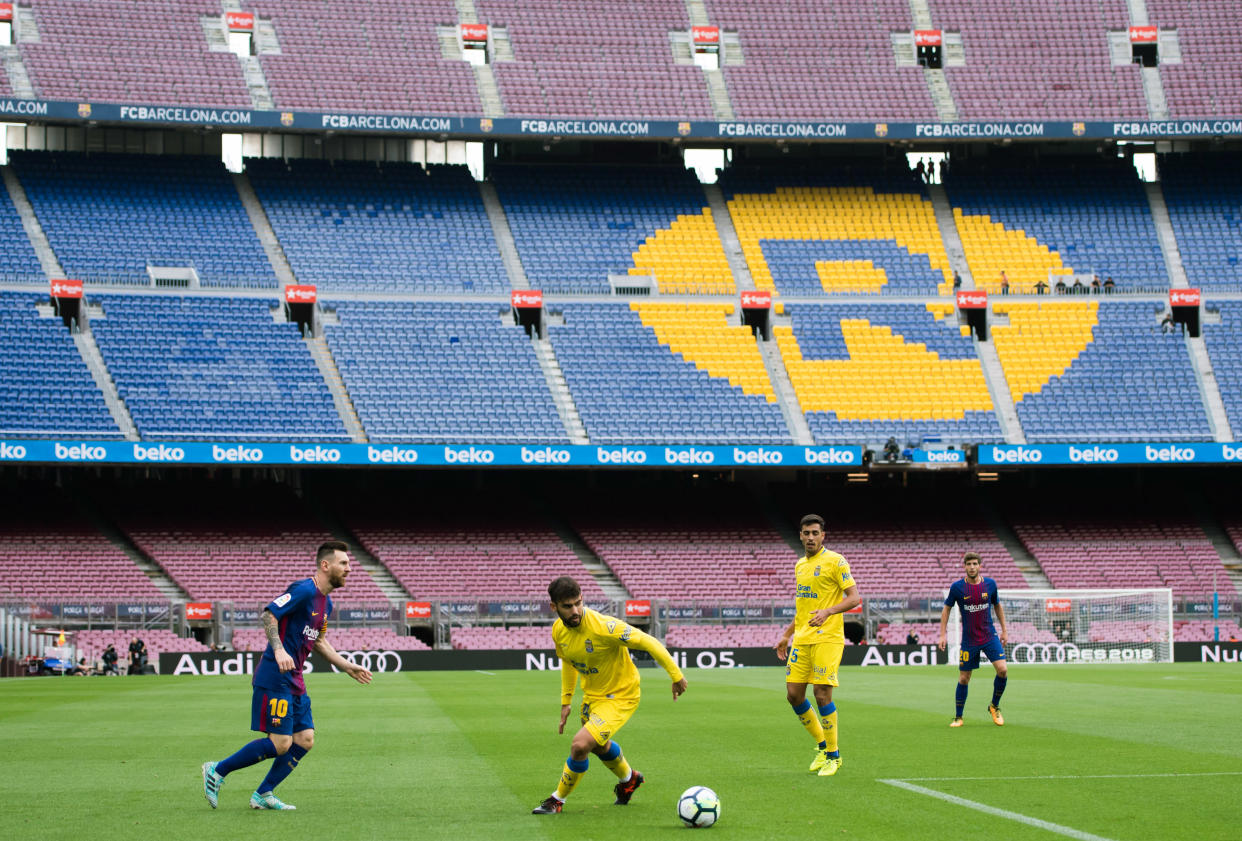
top-left (946, 588), bottom-right (1174, 665)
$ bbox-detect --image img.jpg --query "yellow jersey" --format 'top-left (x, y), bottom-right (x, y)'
top-left (553, 608), bottom-right (684, 705)
top-left (793, 547), bottom-right (856, 646)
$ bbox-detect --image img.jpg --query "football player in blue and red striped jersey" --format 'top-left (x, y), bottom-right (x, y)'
top-left (938, 552), bottom-right (1009, 727)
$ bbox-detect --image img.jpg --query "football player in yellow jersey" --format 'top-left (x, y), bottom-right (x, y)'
top-left (774, 514), bottom-right (860, 778)
top-left (531, 576), bottom-right (688, 815)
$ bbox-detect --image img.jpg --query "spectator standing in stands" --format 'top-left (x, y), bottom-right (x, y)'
top-left (1104, 276), bottom-right (1116, 293)
top-left (102, 643), bottom-right (119, 675)
top-left (201, 541), bottom-right (372, 811)
top-left (915, 159), bottom-right (925, 182)
top-left (774, 514), bottom-right (861, 778)
top-left (937, 552), bottom-right (1009, 728)
top-left (1035, 279), bottom-right (1048, 295)
top-left (531, 576), bottom-right (686, 815)
top-left (906, 631), bottom-right (920, 645)
top-left (1091, 277), bottom-right (1101, 294)
top-left (953, 271), bottom-right (962, 291)
top-left (1055, 278), bottom-right (1068, 294)
top-left (1000, 272), bottom-right (1010, 294)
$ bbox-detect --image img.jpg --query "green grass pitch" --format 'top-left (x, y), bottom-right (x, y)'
top-left (1, 663), bottom-right (1239, 840)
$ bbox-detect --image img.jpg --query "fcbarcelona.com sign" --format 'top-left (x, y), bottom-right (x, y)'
top-left (0, 440), bottom-right (861, 469)
top-left (7, 98), bottom-right (1242, 141)
top-left (979, 442), bottom-right (1242, 466)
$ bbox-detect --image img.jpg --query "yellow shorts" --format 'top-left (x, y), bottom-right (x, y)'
top-left (579, 696), bottom-right (639, 746)
top-left (785, 642), bottom-right (844, 686)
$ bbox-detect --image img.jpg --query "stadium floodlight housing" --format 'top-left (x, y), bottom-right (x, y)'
top-left (947, 588), bottom-right (1174, 665)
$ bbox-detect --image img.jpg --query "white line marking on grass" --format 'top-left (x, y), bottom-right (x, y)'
top-left (473, 670), bottom-right (496, 676)
top-left (893, 771), bottom-right (1242, 782)
top-left (878, 779), bottom-right (1119, 841)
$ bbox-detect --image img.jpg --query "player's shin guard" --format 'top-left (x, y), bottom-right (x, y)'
top-left (554, 756), bottom-right (589, 801)
top-left (598, 741), bottom-right (632, 781)
top-left (257, 744), bottom-right (308, 794)
top-left (818, 702), bottom-right (839, 758)
top-left (992, 676), bottom-right (1007, 708)
top-left (215, 737), bottom-right (278, 777)
top-left (955, 682), bottom-right (968, 718)
top-left (792, 699), bottom-right (826, 746)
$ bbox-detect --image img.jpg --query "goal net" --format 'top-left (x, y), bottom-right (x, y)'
top-left (946, 588), bottom-right (1173, 665)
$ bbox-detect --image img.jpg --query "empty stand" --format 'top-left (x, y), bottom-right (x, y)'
top-left (451, 625), bottom-right (553, 650)
top-left (324, 300), bottom-right (566, 444)
top-left (0, 189), bottom-right (43, 280)
top-left (13, 152), bottom-right (272, 287)
top-left (476, 0), bottom-right (714, 119)
top-left (993, 300), bottom-right (1212, 442)
top-left (549, 303), bottom-right (788, 444)
top-left (233, 626), bottom-right (428, 652)
top-left (946, 155), bottom-right (1166, 291)
top-left (1175, 619), bottom-right (1242, 642)
top-left (247, 160), bottom-right (506, 293)
top-left (778, 302), bottom-right (1002, 445)
top-left (91, 294), bottom-right (347, 441)
top-left (75, 629), bottom-right (208, 669)
top-left (1199, 302), bottom-right (1242, 435)
top-left (1146, 1), bottom-right (1242, 117)
top-left (19, 1), bottom-right (252, 107)
top-left (931, 0), bottom-right (1147, 120)
top-left (1158, 153), bottom-right (1242, 291)
top-left (665, 623), bottom-right (788, 648)
top-left (249, 0), bottom-right (482, 114)
top-left (492, 164), bottom-right (711, 294)
top-left (0, 292), bottom-right (119, 438)
top-left (707, 0), bottom-right (938, 120)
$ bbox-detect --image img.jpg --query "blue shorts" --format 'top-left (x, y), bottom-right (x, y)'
top-left (251, 687), bottom-right (313, 735)
top-left (958, 637), bottom-right (1006, 671)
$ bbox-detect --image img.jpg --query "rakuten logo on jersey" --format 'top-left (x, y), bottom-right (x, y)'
top-left (368, 446), bottom-right (418, 464)
top-left (521, 446), bottom-right (570, 464)
top-left (0, 442), bottom-right (28, 459)
top-left (444, 446), bottom-right (495, 464)
top-left (804, 447), bottom-right (857, 465)
top-left (596, 447), bottom-right (647, 464)
top-left (212, 445), bottom-right (264, 463)
top-left (664, 447), bottom-right (715, 465)
top-left (133, 444), bottom-right (185, 462)
top-left (989, 446), bottom-right (1042, 464)
top-left (733, 447), bottom-right (783, 465)
top-left (290, 445), bottom-right (341, 463)
top-left (55, 443), bottom-right (106, 461)
top-left (1069, 445), bottom-right (1118, 463)
top-left (1146, 445), bottom-right (1195, 463)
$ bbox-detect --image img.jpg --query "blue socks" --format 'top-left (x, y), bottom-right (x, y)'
top-left (216, 738), bottom-right (277, 777)
top-left (567, 756), bottom-right (589, 773)
top-left (257, 744), bottom-right (308, 794)
top-left (992, 676), bottom-right (1007, 708)
top-left (600, 741), bottom-right (622, 762)
top-left (955, 682), bottom-right (968, 717)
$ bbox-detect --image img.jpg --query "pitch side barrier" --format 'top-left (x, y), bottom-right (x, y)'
top-left (0, 440), bottom-right (861, 469)
top-left (158, 642), bottom-right (1242, 675)
top-left (979, 442), bottom-right (1242, 466)
top-left (5, 98), bottom-right (1242, 141)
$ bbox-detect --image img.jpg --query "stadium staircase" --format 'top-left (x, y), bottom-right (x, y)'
top-left (306, 331), bottom-right (368, 444)
top-left (538, 509), bottom-right (630, 601)
top-left (682, 0), bottom-right (737, 119)
top-left (1190, 499), bottom-right (1242, 595)
top-left (478, 180), bottom-right (531, 289)
top-left (1146, 181), bottom-right (1234, 440)
top-left (703, 184), bottom-right (757, 291)
top-left (974, 334), bottom-right (1025, 444)
top-left (758, 327), bottom-right (814, 445)
top-left (72, 491), bottom-right (189, 603)
top-left (453, 0), bottom-right (506, 118)
top-left (303, 496), bottom-right (411, 607)
top-left (926, 183), bottom-right (974, 288)
top-left (532, 329), bottom-right (589, 444)
top-left (907, 0), bottom-right (959, 121)
top-left (1, 45), bottom-right (36, 99)
top-left (232, 172), bottom-right (299, 288)
top-left (978, 498), bottom-right (1052, 588)
top-left (71, 323), bottom-right (138, 441)
top-left (1, 166), bottom-right (64, 279)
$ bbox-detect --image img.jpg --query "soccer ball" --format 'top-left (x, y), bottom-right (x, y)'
top-left (677, 785), bottom-right (720, 828)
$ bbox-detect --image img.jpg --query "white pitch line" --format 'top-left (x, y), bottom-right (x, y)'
top-left (878, 779), bottom-right (1119, 841)
top-left (892, 771), bottom-right (1242, 782)
top-left (473, 670), bottom-right (496, 676)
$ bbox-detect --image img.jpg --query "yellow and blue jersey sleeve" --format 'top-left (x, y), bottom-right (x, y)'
top-left (793, 550), bottom-right (855, 646)
top-left (553, 609), bottom-right (684, 702)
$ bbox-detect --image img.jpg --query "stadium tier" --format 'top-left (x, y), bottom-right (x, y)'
top-left (324, 300), bottom-right (566, 444)
top-left (708, 0), bottom-right (938, 121)
top-left (18, 0), bottom-right (252, 108)
top-left (1, 524), bottom-right (166, 603)
top-left (246, 160), bottom-right (506, 293)
top-left (876, 622), bottom-right (941, 646)
top-left (0, 292), bottom-right (119, 438)
top-left (475, 0), bottom-right (714, 119)
top-left (1146, 1), bottom-right (1242, 118)
top-left (665, 623), bottom-right (788, 648)
top-left (11, 152), bottom-right (273, 287)
top-left (994, 301), bottom-right (1212, 443)
top-left (74, 629), bottom-right (209, 667)
top-left (1009, 511), bottom-right (1237, 601)
top-left (945, 155), bottom-right (1166, 291)
top-left (1157, 153), bottom-right (1242, 291)
top-left (248, 0), bottom-right (481, 114)
top-left (549, 302), bottom-right (788, 444)
top-left (1202, 302), bottom-right (1242, 436)
top-left (451, 626), bottom-right (553, 650)
top-left (90, 294), bottom-right (347, 442)
top-left (491, 164), bottom-right (713, 294)
top-left (780, 302), bottom-right (1002, 445)
top-left (930, 0), bottom-right (1147, 120)
top-left (1175, 619), bottom-right (1242, 642)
